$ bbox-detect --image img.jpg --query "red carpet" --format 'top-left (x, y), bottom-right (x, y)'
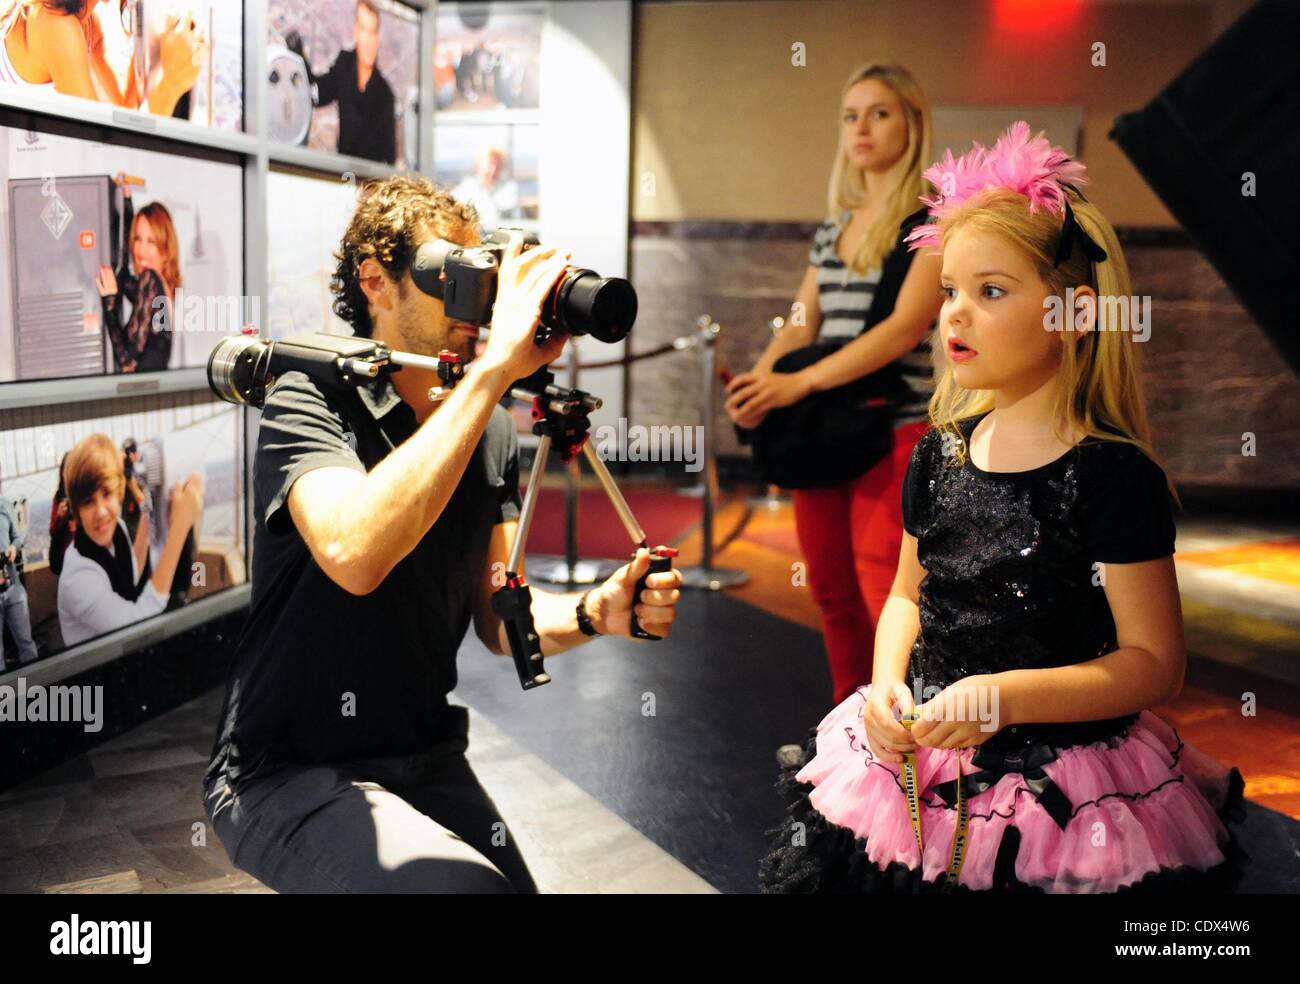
top-left (522, 488), bottom-right (702, 559)
top-left (739, 525), bottom-right (802, 556)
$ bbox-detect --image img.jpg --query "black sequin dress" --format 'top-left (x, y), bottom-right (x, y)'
top-left (760, 413), bottom-right (1248, 893)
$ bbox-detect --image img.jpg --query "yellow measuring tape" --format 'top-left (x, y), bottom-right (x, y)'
top-left (899, 714), bottom-right (970, 892)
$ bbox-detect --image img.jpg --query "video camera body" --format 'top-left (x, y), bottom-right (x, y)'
top-left (408, 228), bottom-right (637, 346)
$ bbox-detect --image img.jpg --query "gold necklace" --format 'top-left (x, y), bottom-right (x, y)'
top-left (899, 714), bottom-right (970, 892)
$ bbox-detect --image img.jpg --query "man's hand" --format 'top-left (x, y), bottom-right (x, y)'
top-left (4, 544), bottom-right (15, 564)
top-left (284, 30), bottom-right (307, 60)
top-left (477, 231), bottom-right (571, 381)
top-left (588, 547), bottom-right (683, 639)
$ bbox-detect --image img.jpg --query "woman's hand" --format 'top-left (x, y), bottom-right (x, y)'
top-left (726, 404), bottom-right (769, 430)
top-left (861, 679), bottom-right (918, 764)
top-left (95, 265), bottom-right (118, 298)
top-left (724, 370), bottom-right (812, 420)
top-left (114, 171), bottom-right (131, 200)
top-left (723, 379), bottom-right (770, 430)
top-left (151, 13), bottom-right (204, 109)
top-left (911, 674), bottom-right (1006, 750)
top-left (168, 474), bottom-right (205, 533)
top-left (83, 10), bottom-right (104, 54)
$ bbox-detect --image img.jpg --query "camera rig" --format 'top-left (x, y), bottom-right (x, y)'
top-left (207, 330), bottom-right (676, 690)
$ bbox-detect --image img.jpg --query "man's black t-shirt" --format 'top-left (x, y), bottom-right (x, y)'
top-left (315, 48), bottom-right (397, 164)
top-left (205, 370), bottom-right (521, 789)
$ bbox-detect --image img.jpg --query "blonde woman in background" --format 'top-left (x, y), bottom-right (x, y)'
top-left (726, 62), bottom-right (943, 707)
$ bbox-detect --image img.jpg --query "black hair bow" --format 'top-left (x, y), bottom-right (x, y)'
top-left (1053, 195), bottom-right (1108, 268)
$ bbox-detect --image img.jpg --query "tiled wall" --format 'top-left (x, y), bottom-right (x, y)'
top-left (627, 224), bottom-right (1300, 493)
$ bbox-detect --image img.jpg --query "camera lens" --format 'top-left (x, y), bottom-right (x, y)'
top-left (550, 270), bottom-right (637, 343)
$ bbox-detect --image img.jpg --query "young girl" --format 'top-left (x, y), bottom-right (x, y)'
top-left (759, 122), bottom-right (1247, 893)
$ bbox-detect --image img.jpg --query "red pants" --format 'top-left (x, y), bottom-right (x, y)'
top-left (791, 421), bottom-right (930, 705)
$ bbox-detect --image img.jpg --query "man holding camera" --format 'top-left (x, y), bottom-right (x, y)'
top-left (202, 176), bottom-right (682, 893)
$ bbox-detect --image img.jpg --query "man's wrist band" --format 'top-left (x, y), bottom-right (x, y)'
top-left (576, 589), bottom-right (601, 637)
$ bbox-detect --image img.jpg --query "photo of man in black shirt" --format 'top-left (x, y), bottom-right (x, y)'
top-left (288, 0), bottom-right (397, 163)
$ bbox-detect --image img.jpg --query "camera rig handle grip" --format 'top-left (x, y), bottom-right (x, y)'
top-left (630, 546), bottom-right (678, 641)
top-left (491, 572), bottom-right (551, 689)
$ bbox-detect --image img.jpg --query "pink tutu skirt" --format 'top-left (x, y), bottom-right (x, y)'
top-left (760, 685), bottom-right (1248, 894)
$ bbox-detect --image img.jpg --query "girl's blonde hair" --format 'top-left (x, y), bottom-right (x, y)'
top-left (926, 185), bottom-right (1178, 502)
top-left (827, 62), bottom-right (932, 273)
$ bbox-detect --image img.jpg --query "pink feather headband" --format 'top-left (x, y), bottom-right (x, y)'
top-left (904, 120), bottom-right (1107, 267)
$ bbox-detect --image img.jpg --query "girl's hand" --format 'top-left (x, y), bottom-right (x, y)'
top-left (724, 370), bottom-right (811, 418)
top-left (861, 679), bottom-right (918, 764)
top-left (911, 674), bottom-right (1005, 750)
top-left (114, 171), bottom-right (132, 199)
top-left (95, 265), bottom-right (118, 297)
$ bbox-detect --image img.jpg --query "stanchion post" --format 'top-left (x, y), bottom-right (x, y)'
top-left (680, 315), bottom-right (749, 591)
top-left (745, 316), bottom-right (792, 511)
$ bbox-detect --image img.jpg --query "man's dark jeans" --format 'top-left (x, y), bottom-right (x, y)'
top-left (203, 708), bottom-right (536, 893)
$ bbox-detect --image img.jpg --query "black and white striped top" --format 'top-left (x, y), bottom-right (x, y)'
top-left (809, 211), bottom-right (937, 427)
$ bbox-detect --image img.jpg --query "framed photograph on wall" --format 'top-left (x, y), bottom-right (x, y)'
top-left (267, 0), bottom-right (421, 168)
top-left (265, 166), bottom-right (360, 340)
top-left (434, 121), bottom-right (538, 232)
top-left (0, 117), bottom-right (246, 385)
top-left (435, 2), bottom-right (541, 117)
top-left (0, 0), bottom-right (243, 132)
top-left (0, 391), bottom-right (245, 667)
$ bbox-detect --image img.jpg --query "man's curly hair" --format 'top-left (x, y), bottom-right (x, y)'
top-left (331, 175), bottom-right (479, 337)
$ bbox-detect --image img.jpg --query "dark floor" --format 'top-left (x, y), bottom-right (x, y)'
top-left (454, 589), bottom-right (1300, 895)
top-left (454, 590), bottom-right (834, 894)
